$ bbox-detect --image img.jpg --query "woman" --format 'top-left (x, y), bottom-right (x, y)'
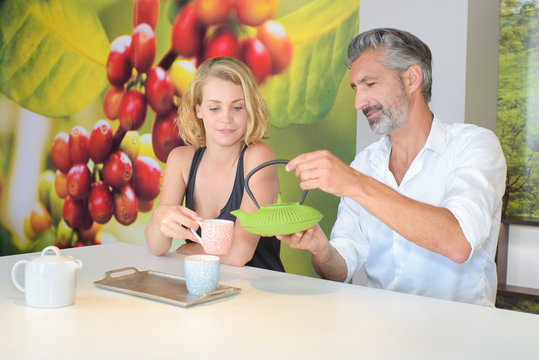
top-left (145, 57), bottom-right (284, 271)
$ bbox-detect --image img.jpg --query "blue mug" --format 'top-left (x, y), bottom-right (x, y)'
top-left (184, 254), bottom-right (220, 295)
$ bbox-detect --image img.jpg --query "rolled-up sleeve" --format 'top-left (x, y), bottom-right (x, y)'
top-left (442, 128), bottom-right (507, 256)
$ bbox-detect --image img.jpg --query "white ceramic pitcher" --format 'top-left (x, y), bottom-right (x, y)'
top-left (11, 246), bottom-right (83, 308)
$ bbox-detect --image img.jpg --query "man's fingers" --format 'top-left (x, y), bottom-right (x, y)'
top-left (276, 231), bottom-right (303, 243)
top-left (286, 151), bottom-right (324, 172)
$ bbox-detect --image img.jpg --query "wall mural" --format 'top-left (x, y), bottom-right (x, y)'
top-left (498, 0), bottom-right (539, 221)
top-left (0, 0), bottom-right (358, 277)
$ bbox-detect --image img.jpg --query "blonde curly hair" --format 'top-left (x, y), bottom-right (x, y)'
top-left (176, 57), bottom-right (269, 147)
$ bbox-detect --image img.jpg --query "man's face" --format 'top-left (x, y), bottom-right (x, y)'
top-left (350, 50), bottom-right (409, 135)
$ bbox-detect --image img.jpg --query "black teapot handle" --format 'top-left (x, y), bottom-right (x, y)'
top-left (245, 159), bottom-right (309, 209)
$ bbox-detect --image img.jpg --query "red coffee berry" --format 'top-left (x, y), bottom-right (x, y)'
top-left (202, 26), bottom-right (239, 61)
top-left (138, 199), bottom-right (155, 213)
top-left (66, 164), bottom-right (91, 200)
top-left (240, 38), bottom-right (272, 83)
top-left (118, 89), bottom-right (147, 131)
top-left (106, 35), bottom-right (133, 86)
top-left (145, 67), bottom-right (175, 115)
top-left (152, 111), bottom-right (184, 163)
top-left (103, 151), bottom-right (133, 190)
top-left (69, 126), bottom-right (90, 165)
top-left (103, 86), bottom-right (125, 120)
top-left (78, 203), bottom-right (94, 231)
top-left (63, 195), bottom-right (84, 229)
top-left (113, 184), bottom-right (138, 225)
top-left (257, 20), bottom-right (292, 75)
top-left (133, 156), bottom-right (162, 201)
top-left (51, 132), bottom-right (72, 174)
top-left (130, 23), bottom-right (156, 74)
top-left (88, 181), bottom-right (114, 224)
top-left (171, 2), bottom-right (206, 58)
top-left (89, 120), bottom-right (113, 164)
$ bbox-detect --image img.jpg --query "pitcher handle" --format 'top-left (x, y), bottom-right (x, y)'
top-left (11, 260), bottom-right (27, 293)
top-left (244, 159), bottom-right (309, 209)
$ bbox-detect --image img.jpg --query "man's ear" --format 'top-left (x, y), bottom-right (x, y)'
top-left (404, 64), bottom-right (423, 94)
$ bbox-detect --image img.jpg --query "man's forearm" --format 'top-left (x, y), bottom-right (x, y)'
top-left (349, 174), bottom-right (470, 263)
top-left (312, 244), bottom-right (348, 282)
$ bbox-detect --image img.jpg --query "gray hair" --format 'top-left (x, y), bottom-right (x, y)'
top-left (346, 28), bottom-right (432, 103)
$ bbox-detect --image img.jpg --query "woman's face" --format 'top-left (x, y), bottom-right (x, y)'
top-left (196, 76), bottom-right (248, 147)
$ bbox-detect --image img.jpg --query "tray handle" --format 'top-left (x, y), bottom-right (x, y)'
top-left (199, 288), bottom-right (233, 298)
top-left (103, 267), bottom-right (140, 279)
top-left (196, 287), bottom-right (239, 303)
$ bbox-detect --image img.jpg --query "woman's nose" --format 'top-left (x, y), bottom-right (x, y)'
top-left (223, 108), bottom-right (234, 122)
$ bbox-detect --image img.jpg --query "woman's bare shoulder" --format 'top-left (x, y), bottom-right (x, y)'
top-left (167, 144), bottom-right (197, 163)
top-left (163, 145), bottom-right (198, 179)
top-left (244, 142), bottom-right (276, 168)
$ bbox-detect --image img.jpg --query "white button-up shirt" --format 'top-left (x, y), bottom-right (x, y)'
top-left (330, 117), bottom-right (507, 306)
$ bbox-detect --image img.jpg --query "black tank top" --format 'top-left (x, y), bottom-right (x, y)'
top-left (185, 146), bottom-right (285, 272)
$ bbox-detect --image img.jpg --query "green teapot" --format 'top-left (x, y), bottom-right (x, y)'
top-left (231, 160), bottom-right (323, 236)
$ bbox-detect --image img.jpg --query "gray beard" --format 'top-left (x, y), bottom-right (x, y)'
top-left (366, 86), bottom-right (409, 135)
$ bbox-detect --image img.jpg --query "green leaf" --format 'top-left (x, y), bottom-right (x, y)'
top-left (0, 0), bottom-right (110, 117)
top-left (260, 0), bottom-right (359, 128)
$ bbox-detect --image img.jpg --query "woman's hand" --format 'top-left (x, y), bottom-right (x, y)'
top-left (145, 203), bottom-right (203, 256)
top-left (153, 204), bottom-right (203, 242)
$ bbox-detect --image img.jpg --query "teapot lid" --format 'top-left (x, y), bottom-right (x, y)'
top-left (31, 246), bottom-right (78, 264)
top-left (233, 159), bottom-right (324, 236)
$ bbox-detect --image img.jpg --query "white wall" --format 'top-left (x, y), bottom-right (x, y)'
top-left (507, 225), bottom-right (539, 289)
top-left (355, 0), bottom-right (539, 290)
top-left (356, 0), bottom-right (469, 152)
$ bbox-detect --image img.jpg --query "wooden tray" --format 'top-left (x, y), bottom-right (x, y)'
top-left (94, 267), bottom-right (240, 307)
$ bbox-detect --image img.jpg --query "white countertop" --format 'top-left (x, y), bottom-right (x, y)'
top-left (1, 242), bottom-right (538, 359)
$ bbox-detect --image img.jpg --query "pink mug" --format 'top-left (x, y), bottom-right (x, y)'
top-left (190, 219), bottom-right (234, 255)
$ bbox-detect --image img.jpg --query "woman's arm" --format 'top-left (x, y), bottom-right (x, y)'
top-left (145, 146), bottom-right (202, 256)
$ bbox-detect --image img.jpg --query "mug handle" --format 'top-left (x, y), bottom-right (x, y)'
top-left (11, 260), bottom-right (27, 293)
top-left (190, 221), bottom-right (203, 244)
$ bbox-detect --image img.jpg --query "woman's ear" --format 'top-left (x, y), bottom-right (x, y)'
top-left (195, 104), bottom-right (202, 119)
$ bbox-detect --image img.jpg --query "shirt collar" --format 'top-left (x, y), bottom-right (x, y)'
top-left (368, 115), bottom-right (446, 171)
top-left (423, 115), bottom-right (445, 154)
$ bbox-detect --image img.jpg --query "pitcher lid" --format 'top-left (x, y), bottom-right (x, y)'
top-left (31, 246), bottom-right (78, 264)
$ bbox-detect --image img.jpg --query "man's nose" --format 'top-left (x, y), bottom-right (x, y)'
top-left (355, 90), bottom-right (369, 111)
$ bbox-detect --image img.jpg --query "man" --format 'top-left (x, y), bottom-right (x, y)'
top-left (277, 28), bottom-right (507, 306)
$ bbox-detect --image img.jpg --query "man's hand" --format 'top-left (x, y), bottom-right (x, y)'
top-left (276, 225), bottom-right (328, 257)
top-left (277, 225), bottom-right (348, 282)
top-left (286, 150), bottom-right (359, 198)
